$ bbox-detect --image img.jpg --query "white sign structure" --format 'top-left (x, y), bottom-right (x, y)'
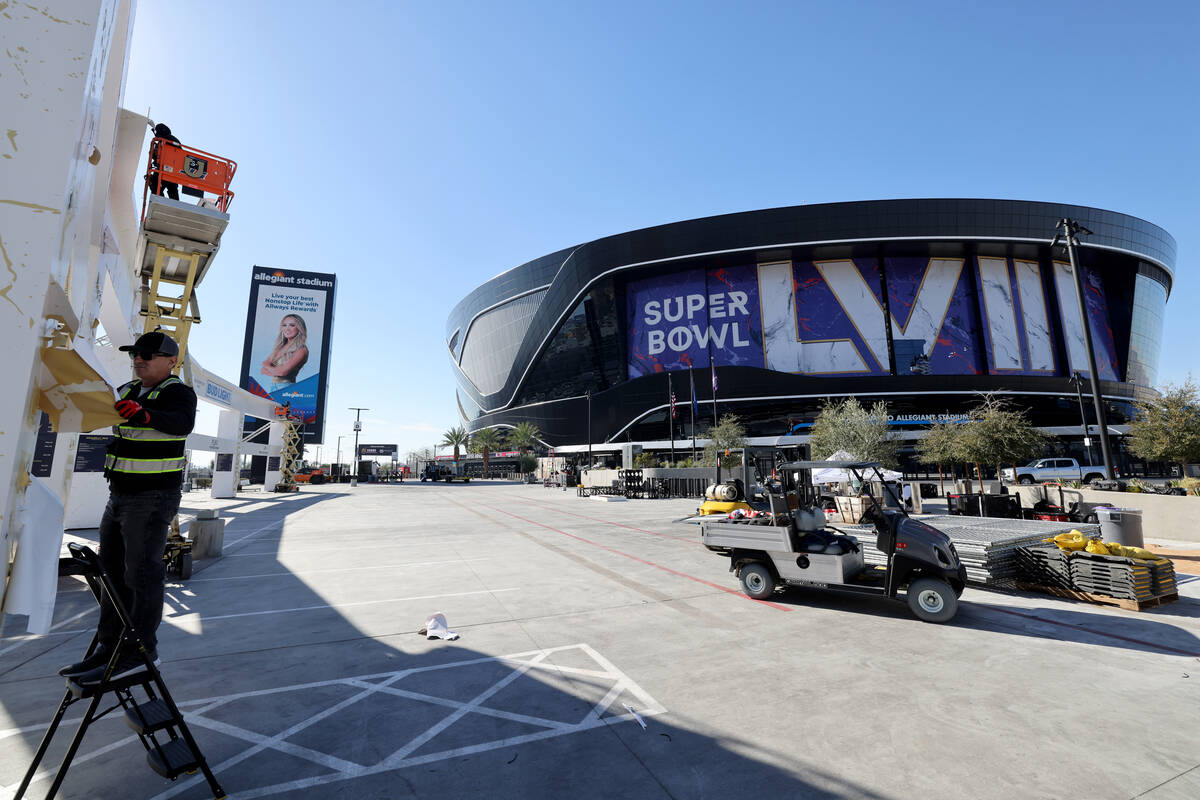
top-left (0, 2), bottom-right (285, 630)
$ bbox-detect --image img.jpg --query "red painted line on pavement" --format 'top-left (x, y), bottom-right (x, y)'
top-left (509, 503), bottom-right (1198, 654)
top-left (976, 604), bottom-right (1200, 657)
top-left (523, 501), bottom-right (696, 543)
top-left (485, 504), bottom-right (790, 611)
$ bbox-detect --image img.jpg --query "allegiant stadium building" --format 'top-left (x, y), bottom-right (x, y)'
top-left (446, 199), bottom-right (1173, 469)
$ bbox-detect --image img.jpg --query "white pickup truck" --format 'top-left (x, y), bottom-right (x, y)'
top-left (1001, 458), bottom-right (1112, 485)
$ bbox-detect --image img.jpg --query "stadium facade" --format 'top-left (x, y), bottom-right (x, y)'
top-left (446, 199), bottom-right (1173, 469)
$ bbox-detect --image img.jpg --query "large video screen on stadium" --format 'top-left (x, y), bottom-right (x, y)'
top-left (627, 257), bottom-right (1118, 381)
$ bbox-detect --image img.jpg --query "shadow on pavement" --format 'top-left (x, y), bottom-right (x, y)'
top-left (1, 486), bottom-right (897, 799)
top-left (765, 581), bottom-right (1200, 657)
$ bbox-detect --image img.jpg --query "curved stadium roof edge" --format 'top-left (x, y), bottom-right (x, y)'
top-left (447, 199), bottom-right (1176, 413)
top-left (447, 198), bottom-right (1177, 341)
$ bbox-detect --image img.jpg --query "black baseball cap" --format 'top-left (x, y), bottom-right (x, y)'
top-left (119, 331), bottom-right (179, 357)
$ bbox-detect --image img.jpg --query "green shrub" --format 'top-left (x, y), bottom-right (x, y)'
top-left (634, 451), bottom-right (661, 469)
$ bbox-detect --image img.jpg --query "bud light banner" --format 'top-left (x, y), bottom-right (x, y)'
top-left (239, 267), bottom-right (337, 443)
top-left (627, 264), bottom-right (763, 378)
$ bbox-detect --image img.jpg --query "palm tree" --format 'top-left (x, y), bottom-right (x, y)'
top-left (509, 421), bottom-right (542, 454)
top-left (440, 426), bottom-right (469, 461)
top-left (470, 427), bottom-right (505, 478)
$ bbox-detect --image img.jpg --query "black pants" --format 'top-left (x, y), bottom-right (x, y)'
top-left (97, 488), bottom-right (182, 653)
top-left (149, 174), bottom-right (179, 201)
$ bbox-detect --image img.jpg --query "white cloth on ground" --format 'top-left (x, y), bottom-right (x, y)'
top-left (420, 612), bottom-right (459, 640)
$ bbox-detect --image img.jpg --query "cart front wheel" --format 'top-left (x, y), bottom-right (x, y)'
top-left (739, 562), bottom-right (776, 600)
top-left (178, 552), bottom-right (193, 580)
top-left (907, 578), bottom-right (957, 623)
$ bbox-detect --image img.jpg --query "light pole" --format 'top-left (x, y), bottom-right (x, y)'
top-left (1052, 220), bottom-right (1115, 479)
top-left (1069, 372), bottom-right (1095, 465)
top-left (336, 435), bottom-right (345, 479)
top-left (349, 407), bottom-right (368, 486)
top-left (586, 391), bottom-right (592, 469)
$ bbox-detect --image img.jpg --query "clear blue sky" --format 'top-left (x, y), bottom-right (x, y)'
top-left (123, 0), bottom-right (1198, 461)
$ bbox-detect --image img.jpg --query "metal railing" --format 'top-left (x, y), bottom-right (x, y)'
top-left (141, 137), bottom-right (237, 221)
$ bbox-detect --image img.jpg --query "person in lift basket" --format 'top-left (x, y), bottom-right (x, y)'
top-left (59, 331), bottom-right (197, 684)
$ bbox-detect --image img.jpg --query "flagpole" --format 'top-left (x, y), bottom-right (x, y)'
top-left (711, 361), bottom-right (718, 427)
top-left (668, 374), bottom-right (676, 465)
top-left (689, 368), bottom-right (697, 461)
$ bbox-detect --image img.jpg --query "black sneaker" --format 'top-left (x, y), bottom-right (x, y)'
top-left (59, 648), bottom-right (111, 677)
top-left (74, 651), bottom-right (159, 685)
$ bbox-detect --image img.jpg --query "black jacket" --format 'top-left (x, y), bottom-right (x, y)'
top-left (105, 376), bottom-right (197, 493)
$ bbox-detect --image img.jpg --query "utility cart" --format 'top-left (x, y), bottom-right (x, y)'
top-left (701, 461), bottom-right (967, 622)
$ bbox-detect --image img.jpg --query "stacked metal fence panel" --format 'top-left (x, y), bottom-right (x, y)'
top-left (835, 515), bottom-right (1100, 586)
top-left (1015, 546), bottom-right (1178, 602)
top-left (1068, 552), bottom-right (1154, 600)
top-left (1151, 559), bottom-right (1177, 595)
top-left (1013, 544), bottom-right (1073, 590)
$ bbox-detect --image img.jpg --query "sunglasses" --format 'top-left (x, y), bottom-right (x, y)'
top-left (129, 351), bottom-right (170, 361)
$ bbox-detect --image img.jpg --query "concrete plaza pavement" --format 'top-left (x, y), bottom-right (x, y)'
top-left (1, 481), bottom-right (1198, 799)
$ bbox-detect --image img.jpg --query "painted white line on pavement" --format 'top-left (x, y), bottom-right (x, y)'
top-left (0, 607), bottom-right (96, 658)
top-left (163, 587), bottom-right (519, 625)
top-left (221, 520), bottom-right (285, 550)
top-left (221, 501), bottom-right (283, 515)
top-left (2, 731), bottom-right (139, 793)
top-left (223, 539), bottom-right (479, 557)
top-left (183, 557), bottom-right (491, 583)
top-left (147, 643), bottom-right (665, 800)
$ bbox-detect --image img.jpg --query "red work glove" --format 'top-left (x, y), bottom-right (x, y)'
top-left (114, 399), bottom-right (151, 425)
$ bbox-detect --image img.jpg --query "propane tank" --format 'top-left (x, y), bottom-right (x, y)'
top-left (705, 482), bottom-right (739, 502)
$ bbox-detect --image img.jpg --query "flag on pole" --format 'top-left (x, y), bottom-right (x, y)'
top-left (669, 375), bottom-right (676, 419)
top-left (689, 368), bottom-right (697, 459)
top-left (711, 361), bottom-right (719, 425)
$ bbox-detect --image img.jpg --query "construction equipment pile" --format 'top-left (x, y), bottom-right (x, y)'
top-left (1016, 531), bottom-right (1177, 603)
top-left (836, 515), bottom-right (1099, 585)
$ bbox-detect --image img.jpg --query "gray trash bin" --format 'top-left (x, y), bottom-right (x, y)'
top-left (1096, 507), bottom-right (1144, 547)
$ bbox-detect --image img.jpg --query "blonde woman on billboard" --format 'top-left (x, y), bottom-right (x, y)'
top-left (261, 313), bottom-right (309, 389)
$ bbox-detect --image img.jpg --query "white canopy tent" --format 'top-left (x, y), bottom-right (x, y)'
top-left (810, 450), bottom-right (903, 484)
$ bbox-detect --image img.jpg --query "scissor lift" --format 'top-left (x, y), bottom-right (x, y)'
top-left (274, 405), bottom-right (305, 493)
top-left (136, 136), bottom-right (237, 368)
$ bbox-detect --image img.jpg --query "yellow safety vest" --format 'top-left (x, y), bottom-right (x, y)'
top-left (104, 377), bottom-right (188, 477)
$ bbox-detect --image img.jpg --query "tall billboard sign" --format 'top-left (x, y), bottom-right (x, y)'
top-left (239, 266), bottom-right (336, 443)
top-left (358, 444), bottom-right (398, 458)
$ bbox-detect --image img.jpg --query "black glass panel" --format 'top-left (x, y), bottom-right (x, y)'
top-left (516, 279), bottom-right (622, 405)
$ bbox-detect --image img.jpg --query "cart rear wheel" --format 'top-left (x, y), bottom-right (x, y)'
top-left (907, 577), bottom-right (957, 623)
top-left (739, 562), bottom-right (775, 600)
top-left (178, 552), bottom-right (193, 580)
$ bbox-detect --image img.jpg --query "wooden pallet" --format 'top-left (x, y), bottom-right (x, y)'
top-left (1016, 581), bottom-right (1179, 611)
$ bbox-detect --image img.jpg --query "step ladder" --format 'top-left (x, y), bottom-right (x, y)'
top-left (15, 543), bottom-right (225, 799)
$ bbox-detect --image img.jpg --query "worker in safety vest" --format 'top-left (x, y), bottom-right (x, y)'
top-left (60, 331), bottom-right (197, 684)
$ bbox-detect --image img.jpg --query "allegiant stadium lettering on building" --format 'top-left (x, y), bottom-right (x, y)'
top-left (626, 258), bottom-right (1120, 381)
top-left (253, 271), bottom-right (335, 288)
